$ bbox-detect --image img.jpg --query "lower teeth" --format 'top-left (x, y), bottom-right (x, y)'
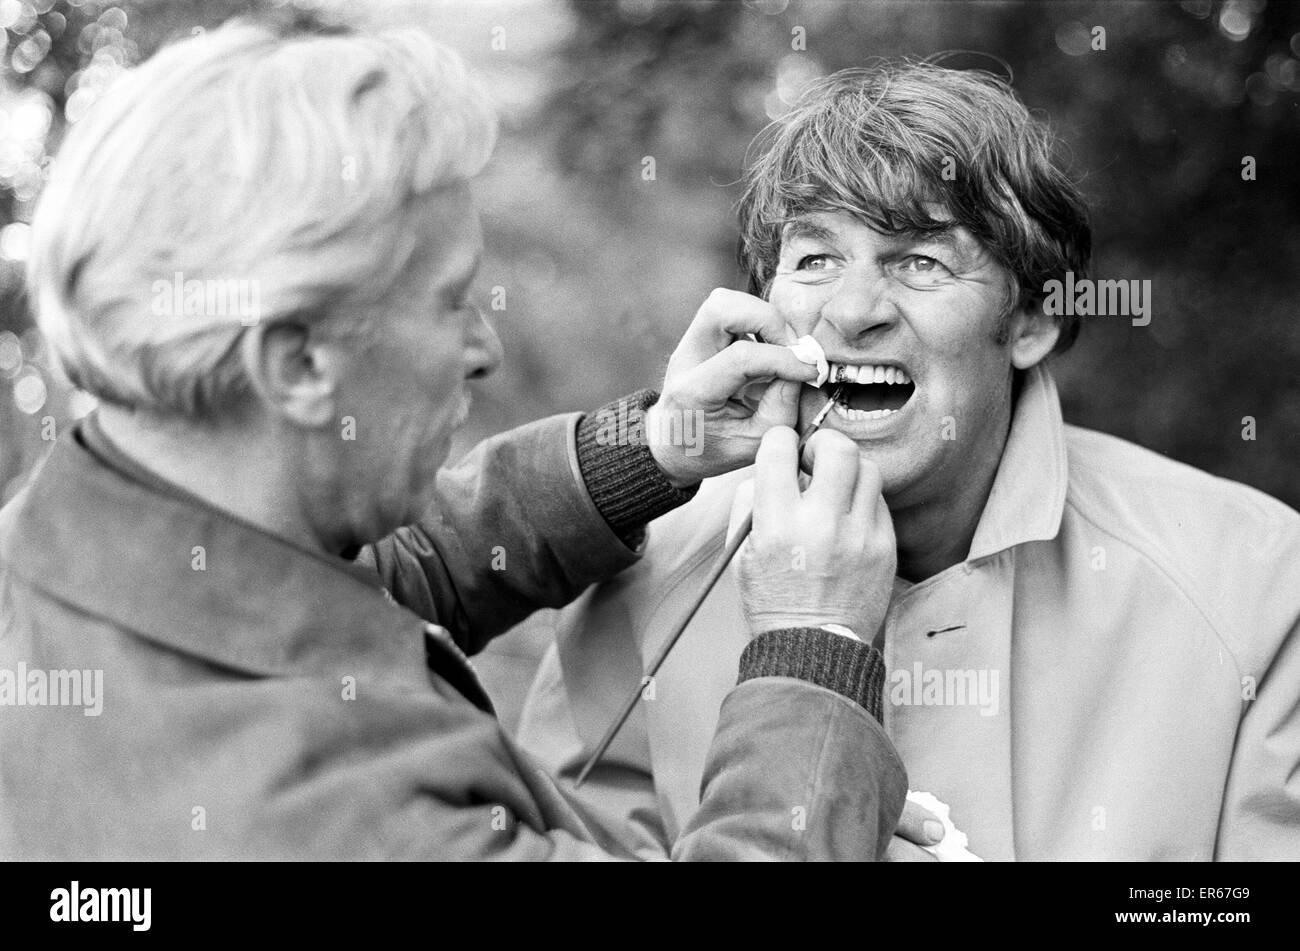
top-left (831, 403), bottom-right (898, 421)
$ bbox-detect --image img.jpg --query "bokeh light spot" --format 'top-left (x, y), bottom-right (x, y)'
top-left (0, 332), bottom-right (22, 376)
top-left (0, 0), bottom-right (22, 30)
top-left (1055, 21), bottom-right (1092, 57)
top-left (1218, 3), bottom-right (1253, 41)
top-left (0, 221), bottom-right (31, 261)
top-left (12, 370), bottom-right (47, 415)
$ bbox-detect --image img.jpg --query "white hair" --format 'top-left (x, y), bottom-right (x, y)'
top-left (27, 20), bottom-right (497, 417)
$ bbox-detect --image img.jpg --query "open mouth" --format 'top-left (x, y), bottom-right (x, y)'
top-left (821, 362), bottom-right (915, 421)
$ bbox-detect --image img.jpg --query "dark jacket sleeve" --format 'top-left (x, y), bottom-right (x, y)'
top-left (671, 630), bottom-right (906, 860)
top-left (674, 682), bottom-right (906, 861)
top-left (406, 631), bottom-right (906, 861)
top-left (361, 393), bottom-right (695, 656)
top-left (460, 683), bottom-right (905, 861)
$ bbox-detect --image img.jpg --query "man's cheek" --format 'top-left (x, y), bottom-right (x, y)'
top-left (771, 282), bottom-right (828, 331)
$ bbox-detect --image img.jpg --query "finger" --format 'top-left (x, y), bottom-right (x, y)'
top-left (752, 427), bottom-right (800, 534)
top-left (885, 836), bottom-right (940, 863)
top-left (749, 318), bottom-right (801, 347)
top-left (849, 456), bottom-right (884, 519)
top-left (731, 379), bottom-right (770, 414)
top-left (674, 340), bottom-right (816, 410)
top-left (674, 289), bottom-right (801, 368)
top-left (749, 378), bottom-right (802, 431)
top-left (895, 798), bottom-right (945, 846)
top-left (801, 429), bottom-right (860, 512)
top-left (747, 296), bottom-right (802, 345)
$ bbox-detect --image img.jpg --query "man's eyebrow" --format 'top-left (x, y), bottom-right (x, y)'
top-left (780, 220), bottom-right (839, 244)
top-left (782, 220), bottom-right (970, 251)
top-left (896, 226), bottom-right (962, 250)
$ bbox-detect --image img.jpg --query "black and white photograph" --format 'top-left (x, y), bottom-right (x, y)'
top-left (0, 0), bottom-right (1296, 906)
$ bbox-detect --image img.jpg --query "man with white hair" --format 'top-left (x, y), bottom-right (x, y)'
top-left (0, 20), bottom-right (907, 860)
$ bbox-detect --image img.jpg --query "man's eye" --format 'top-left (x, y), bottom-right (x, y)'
top-left (796, 254), bottom-right (836, 271)
top-left (894, 255), bottom-right (951, 284)
top-left (900, 255), bottom-right (942, 272)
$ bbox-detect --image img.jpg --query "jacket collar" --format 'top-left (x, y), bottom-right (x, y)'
top-left (966, 363), bottom-right (1069, 561)
top-left (2, 421), bottom-right (436, 693)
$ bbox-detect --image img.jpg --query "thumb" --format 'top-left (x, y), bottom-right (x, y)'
top-left (751, 378), bottom-right (802, 429)
top-left (754, 322), bottom-right (801, 348)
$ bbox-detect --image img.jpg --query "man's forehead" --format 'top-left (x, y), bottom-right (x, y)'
top-left (395, 223), bottom-right (481, 302)
top-left (780, 210), bottom-right (989, 262)
top-left (413, 217), bottom-right (482, 288)
top-left (409, 183), bottom-right (482, 273)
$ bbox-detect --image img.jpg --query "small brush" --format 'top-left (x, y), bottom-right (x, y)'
top-left (575, 383), bottom-right (847, 787)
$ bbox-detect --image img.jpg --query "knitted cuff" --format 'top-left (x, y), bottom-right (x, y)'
top-left (739, 628), bottom-right (888, 723)
top-left (575, 389), bottom-right (700, 542)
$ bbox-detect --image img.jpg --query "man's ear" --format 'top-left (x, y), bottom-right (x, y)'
top-left (1008, 301), bottom-right (1061, 371)
top-left (239, 320), bottom-right (339, 429)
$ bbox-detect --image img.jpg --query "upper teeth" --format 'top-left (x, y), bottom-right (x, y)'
top-left (830, 363), bottom-right (912, 385)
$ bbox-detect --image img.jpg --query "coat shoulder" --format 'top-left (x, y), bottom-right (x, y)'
top-left (1063, 423), bottom-right (1299, 541)
top-left (1061, 424), bottom-right (1300, 658)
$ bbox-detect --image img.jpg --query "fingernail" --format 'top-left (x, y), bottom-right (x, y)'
top-left (923, 820), bottom-right (945, 843)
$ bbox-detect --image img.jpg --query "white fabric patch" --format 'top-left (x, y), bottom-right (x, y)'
top-left (787, 335), bottom-right (829, 388)
top-left (907, 790), bottom-right (984, 862)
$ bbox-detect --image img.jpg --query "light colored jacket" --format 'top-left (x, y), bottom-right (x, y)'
top-left (518, 365), bottom-right (1300, 860)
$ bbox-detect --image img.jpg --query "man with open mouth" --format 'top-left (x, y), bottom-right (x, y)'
top-left (518, 62), bottom-right (1300, 861)
top-left (0, 19), bottom-right (911, 861)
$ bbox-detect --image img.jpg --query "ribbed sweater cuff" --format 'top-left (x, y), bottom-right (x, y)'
top-left (739, 628), bottom-right (887, 723)
top-left (575, 389), bottom-right (700, 542)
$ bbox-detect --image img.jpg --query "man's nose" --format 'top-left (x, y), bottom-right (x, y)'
top-left (466, 306), bottom-right (503, 380)
top-left (820, 265), bottom-right (900, 340)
